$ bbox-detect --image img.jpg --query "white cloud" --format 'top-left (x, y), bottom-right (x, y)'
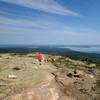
top-left (0, 16), bottom-right (55, 30)
top-left (0, 15), bottom-right (72, 31)
top-left (1, 0), bottom-right (79, 16)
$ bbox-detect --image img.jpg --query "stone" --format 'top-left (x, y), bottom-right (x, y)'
top-left (8, 74), bottom-right (17, 79)
top-left (55, 75), bottom-right (73, 86)
top-left (74, 70), bottom-right (85, 78)
top-left (89, 64), bottom-right (96, 68)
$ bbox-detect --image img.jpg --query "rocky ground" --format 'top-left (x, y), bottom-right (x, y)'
top-left (0, 53), bottom-right (100, 100)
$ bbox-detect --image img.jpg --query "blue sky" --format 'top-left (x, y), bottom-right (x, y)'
top-left (0, 0), bottom-right (100, 45)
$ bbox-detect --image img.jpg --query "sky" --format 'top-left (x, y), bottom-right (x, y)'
top-left (0, 0), bottom-right (100, 45)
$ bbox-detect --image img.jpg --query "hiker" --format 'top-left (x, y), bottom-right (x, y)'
top-left (37, 52), bottom-right (43, 65)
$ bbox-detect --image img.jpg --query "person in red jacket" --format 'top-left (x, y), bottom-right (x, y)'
top-left (37, 52), bottom-right (43, 65)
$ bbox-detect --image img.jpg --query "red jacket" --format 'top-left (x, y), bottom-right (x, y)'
top-left (37, 52), bottom-right (43, 61)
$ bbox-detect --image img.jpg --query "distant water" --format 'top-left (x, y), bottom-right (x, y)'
top-left (0, 45), bottom-right (100, 54)
top-left (59, 45), bottom-right (100, 54)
